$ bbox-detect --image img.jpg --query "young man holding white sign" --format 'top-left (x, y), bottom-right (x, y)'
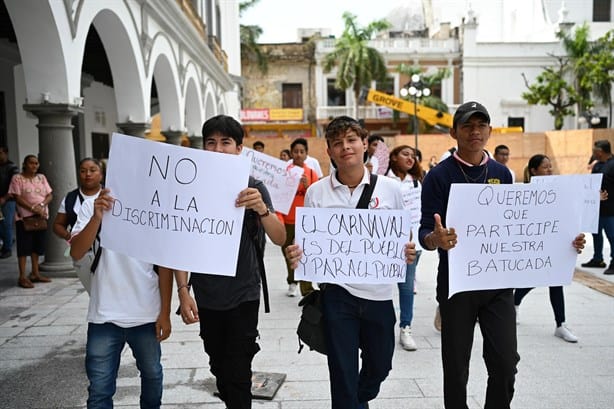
top-left (285, 116), bottom-right (417, 409)
top-left (70, 189), bottom-right (174, 409)
top-left (419, 102), bottom-right (585, 409)
top-left (175, 115), bottom-right (286, 409)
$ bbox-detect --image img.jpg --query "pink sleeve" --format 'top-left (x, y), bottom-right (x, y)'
top-left (40, 174), bottom-right (52, 194)
top-left (8, 175), bottom-right (20, 196)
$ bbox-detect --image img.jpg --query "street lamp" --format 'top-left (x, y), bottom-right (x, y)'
top-left (578, 110), bottom-right (601, 127)
top-left (400, 74), bottom-right (430, 151)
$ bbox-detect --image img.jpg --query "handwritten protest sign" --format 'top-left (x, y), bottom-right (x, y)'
top-left (241, 147), bottom-right (303, 215)
top-left (447, 181), bottom-right (582, 298)
top-left (294, 207), bottom-right (411, 284)
top-left (101, 133), bottom-right (250, 275)
top-left (531, 174), bottom-right (602, 233)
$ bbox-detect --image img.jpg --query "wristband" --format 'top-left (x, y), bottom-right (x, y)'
top-left (258, 208), bottom-right (271, 218)
top-left (177, 284), bottom-right (191, 293)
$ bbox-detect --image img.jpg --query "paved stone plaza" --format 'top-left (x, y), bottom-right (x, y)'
top-left (0, 238), bottom-right (613, 408)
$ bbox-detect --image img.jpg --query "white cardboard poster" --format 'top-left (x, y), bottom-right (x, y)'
top-left (446, 181), bottom-right (582, 298)
top-left (101, 133), bottom-right (250, 275)
top-left (531, 174), bottom-right (602, 234)
top-left (241, 147), bottom-right (304, 215)
top-left (294, 207), bottom-right (411, 284)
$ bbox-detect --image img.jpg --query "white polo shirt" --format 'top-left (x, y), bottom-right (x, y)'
top-left (304, 167), bottom-right (405, 301)
top-left (72, 199), bottom-right (161, 327)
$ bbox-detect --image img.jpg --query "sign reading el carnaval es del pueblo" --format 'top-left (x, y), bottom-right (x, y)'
top-left (446, 180), bottom-right (583, 298)
top-left (294, 207), bottom-right (412, 284)
top-left (100, 133), bottom-right (250, 275)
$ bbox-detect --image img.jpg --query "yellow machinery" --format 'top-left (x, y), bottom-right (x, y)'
top-left (366, 89), bottom-right (523, 134)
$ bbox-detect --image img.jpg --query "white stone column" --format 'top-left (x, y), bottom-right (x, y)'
top-left (23, 103), bottom-right (81, 274)
top-left (116, 122), bottom-right (150, 138)
top-left (188, 135), bottom-right (203, 149)
top-left (161, 130), bottom-right (183, 145)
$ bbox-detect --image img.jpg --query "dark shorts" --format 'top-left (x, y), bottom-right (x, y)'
top-left (16, 220), bottom-right (46, 257)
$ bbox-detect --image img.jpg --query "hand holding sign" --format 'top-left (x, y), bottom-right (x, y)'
top-left (573, 233), bottom-right (586, 254)
top-left (235, 187), bottom-right (268, 215)
top-left (285, 243), bottom-right (303, 269)
top-left (429, 213), bottom-right (457, 250)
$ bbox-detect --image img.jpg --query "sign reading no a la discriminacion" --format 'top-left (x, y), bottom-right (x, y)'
top-left (446, 181), bottom-right (582, 298)
top-left (101, 133), bottom-right (250, 275)
top-left (294, 207), bottom-right (412, 284)
top-left (241, 147), bottom-right (303, 215)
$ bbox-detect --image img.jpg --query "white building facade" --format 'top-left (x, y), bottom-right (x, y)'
top-left (313, 0), bottom-right (613, 132)
top-left (0, 0), bottom-right (241, 272)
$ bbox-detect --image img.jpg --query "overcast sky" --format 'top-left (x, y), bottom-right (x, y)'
top-left (240, 0), bottom-right (466, 44)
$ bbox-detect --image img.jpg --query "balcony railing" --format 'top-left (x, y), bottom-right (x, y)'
top-left (317, 105), bottom-right (394, 120)
top-left (317, 37), bottom-right (460, 54)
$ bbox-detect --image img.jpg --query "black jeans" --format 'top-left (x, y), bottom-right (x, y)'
top-left (514, 286), bottom-right (565, 326)
top-left (440, 289), bottom-right (519, 409)
top-left (199, 300), bottom-right (260, 409)
top-left (321, 284), bottom-right (396, 409)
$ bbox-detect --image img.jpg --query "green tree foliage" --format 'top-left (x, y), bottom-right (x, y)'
top-left (521, 56), bottom-right (579, 130)
top-left (239, 0), bottom-right (267, 73)
top-left (323, 12), bottom-right (391, 117)
top-left (576, 30), bottom-right (614, 127)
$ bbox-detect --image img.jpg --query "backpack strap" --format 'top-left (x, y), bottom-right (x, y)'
top-left (90, 225), bottom-right (102, 274)
top-left (65, 189), bottom-right (84, 228)
top-left (356, 174), bottom-right (378, 209)
top-left (247, 177), bottom-right (271, 313)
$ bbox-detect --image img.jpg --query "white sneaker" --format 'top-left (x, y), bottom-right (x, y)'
top-left (400, 326), bottom-right (417, 351)
top-left (433, 307), bottom-right (442, 332)
top-left (554, 323), bottom-right (578, 343)
top-left (515, 306), bottom-right (519, 325)
top-left (286, 283), bottom-right (298, 297)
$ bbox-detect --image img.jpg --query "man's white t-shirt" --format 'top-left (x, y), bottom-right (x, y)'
top-left (304, 167), bottom-right (405, 301)
top-left (72, 199), bottom-right (161, 328)
top-left (58, 189), bottom-right (100, 217)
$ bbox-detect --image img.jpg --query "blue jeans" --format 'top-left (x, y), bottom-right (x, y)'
top-left (592, 215), bottom-right (614, 262)
top-left (321, 285), bottom-right (396, 409)
top-left (0, 200), bottom-right (15, 252)
top-left (86, 322), bottom-right (163, 409)
top-left (398, 250), bottom-right (421, 327)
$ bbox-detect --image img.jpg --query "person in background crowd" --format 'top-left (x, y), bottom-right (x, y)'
top-left (279, 149), bottom-right (291, 161)
top-left (281, 138), bottom-right (317, 297)
top-left (581, 140), bottom-right (614, 273)
top-left (53, 158), bottom-right (104, 242)
top-left (285, 115), bottom-right (417, 409)
top-left (175, 115), bottom-right (286, 409)
top-left (428, 155), bottom-right (438, 170)
top-left (9, 155), bottom-right (53, 289)
top-left (515, 154), bottom-right (579, 342)
top-left (365, 135), bottom-right (383, 174)
top-left (386, 145), bottom-right (423, 351)
top-left (253, 140), bottom-right (265, 152)
top-left (494, 144), bottom-right (516, 182)
top-left (0, 145), bottom-right (19, 258)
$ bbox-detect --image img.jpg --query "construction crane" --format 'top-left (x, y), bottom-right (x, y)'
top-left (366, 89), bottom-right (523, 134)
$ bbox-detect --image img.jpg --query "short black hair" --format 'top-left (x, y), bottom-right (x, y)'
top-left (368, 135), bottom-right (384, 145)
top-left (494, 145), bottom-right (510, 155)
top-left (594, 140), bottom-right (611, 154)
top-left (202, 115), bottom-right (244, 145)
top-left (291, 138), bottom-right (308, 151)
top-left (253, 140), bottom-right (265, 149)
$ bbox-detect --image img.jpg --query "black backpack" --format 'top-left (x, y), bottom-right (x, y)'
top-left (64, 188), bottom-right (84, 228)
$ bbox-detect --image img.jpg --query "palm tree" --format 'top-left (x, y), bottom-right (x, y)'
top-left (239, 0), bottom-right (267, 73)
top-left (323, 12), bottom-right (391, 118)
